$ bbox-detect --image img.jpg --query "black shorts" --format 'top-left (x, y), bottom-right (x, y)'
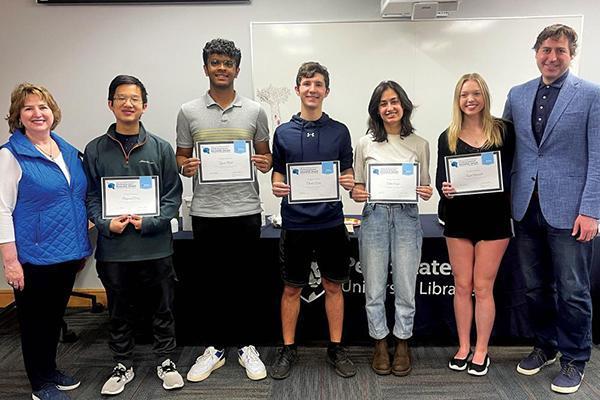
top-left (279, 224), bottom-right (350, 287)
top-left (442, 192), bottom-right (513, 243)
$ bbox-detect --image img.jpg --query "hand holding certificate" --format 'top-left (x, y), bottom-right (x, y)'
top-left (287, 161), bottom-right (341, 204)
top-left (102, 176), bottom-right (160, 219)
top-left (197, 140), bottom-right (255, 184)
top-left (367, 163), bottom-right (419, 203)
top-left (444, 151), bottom-right (503, 196)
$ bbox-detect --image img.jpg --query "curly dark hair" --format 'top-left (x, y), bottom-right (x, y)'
top-left (202, 38), bottom-right (242, 67)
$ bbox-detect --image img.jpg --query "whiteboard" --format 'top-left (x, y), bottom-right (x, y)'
top-left (251, 16), bottom-right (583, 216)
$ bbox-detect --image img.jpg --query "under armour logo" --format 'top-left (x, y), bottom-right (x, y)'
top-left (306, 132), bottom-right (315, 138)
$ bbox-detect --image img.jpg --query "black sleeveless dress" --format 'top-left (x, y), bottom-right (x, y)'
top-left (435, 120), bottom-right (515, 242)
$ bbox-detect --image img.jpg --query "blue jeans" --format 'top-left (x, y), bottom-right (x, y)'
top-left (515, 197), bottom-right (593, 371)
top-left (359, 203), bottom-right (423, 340)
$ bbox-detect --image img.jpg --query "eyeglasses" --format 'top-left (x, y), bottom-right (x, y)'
top-left (209, 59), bottom-right (236, 68)
top-left (113, 96), bottom-right (143, 105)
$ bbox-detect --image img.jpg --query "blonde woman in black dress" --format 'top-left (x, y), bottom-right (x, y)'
top-left (436, 73), bottom-right (514, 376)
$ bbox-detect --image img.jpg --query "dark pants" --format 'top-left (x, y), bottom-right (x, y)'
top-left (14, 260), bottom-right (80, 391)
top-left (192, 213), bottom-right (261, 348)
top-left (97, 256), bottom-right (176, 367)
top-left (515, 197), bottom-right (593, 372)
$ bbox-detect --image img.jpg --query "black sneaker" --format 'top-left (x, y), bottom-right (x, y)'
top-left (327, 346), bottom-right (356, 378)
top-left (517, 348), bottom-right (557, 376)
top-left (32, 383), bottom-right (70, 400)
top-left (448, 350), bottom-right (472, 371)
top-left (551, 362), bottom-right (584, 394)
top-left (270, 346), bottom-right (298, 380)
top-left (467, 354), bottom-right (490, 376)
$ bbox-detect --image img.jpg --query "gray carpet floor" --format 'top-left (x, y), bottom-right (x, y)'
top-left (0, 309), bottom-right (599, 400)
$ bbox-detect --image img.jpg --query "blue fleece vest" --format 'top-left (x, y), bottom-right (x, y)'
top-left (2, 131), bottom-right (91, 265)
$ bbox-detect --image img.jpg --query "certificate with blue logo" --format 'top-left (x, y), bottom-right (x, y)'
top-left (287, 161), bottom-right (341, 204)
top-left (196, 140), bottom-right (254, 184)
top-left (101, 176), bottom-right (160, 219)
top-left (444, 151), bottom-right (503, 196)
top-left (367, 162), bottom-right (419, 203)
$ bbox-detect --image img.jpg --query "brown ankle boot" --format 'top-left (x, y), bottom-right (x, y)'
top-left (392, 338), bottom-right (412, 376)
top-left (372, 338), bottom-right (391, 375)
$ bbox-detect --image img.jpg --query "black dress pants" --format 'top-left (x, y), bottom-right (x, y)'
top-left (191, 213), bottom-right (261, 348)
top-left (14, 260), bottom-right (80, 391)
top-left (96, 256), bottom-right (176, 367)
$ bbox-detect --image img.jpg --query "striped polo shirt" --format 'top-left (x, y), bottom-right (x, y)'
top-left (176, 92), bottom-right (270, 217)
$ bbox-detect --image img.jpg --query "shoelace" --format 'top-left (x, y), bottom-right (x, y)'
top-left (332, 347), bottom-right (349, 362)
top-left (531, 349), bottom-right (548, 364)
top-left (277, 347), bottom-right (294, 363)
top-left (197, 349), bottom-right (219, 364)
top-left (561, 363), bottom-right (580, 378)
top-left (110, 366), bottom-right (128, 380)
top-left (161, 362), bottom-right (177, 373)
top-left (243, 346), bottom-right (261, 363)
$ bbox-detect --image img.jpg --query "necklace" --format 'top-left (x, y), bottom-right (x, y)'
top-left (34, 141), bottom-right (55, 160)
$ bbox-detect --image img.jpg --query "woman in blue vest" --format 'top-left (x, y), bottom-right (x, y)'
top-left (0, 83), bottom-right (91, 400)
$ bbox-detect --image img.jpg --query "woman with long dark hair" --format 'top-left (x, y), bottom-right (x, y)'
top-left (352, 81), bottom-right (432, 376)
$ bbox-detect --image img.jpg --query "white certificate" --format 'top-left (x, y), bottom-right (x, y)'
top-left (287, 161), bottom-right (341, 204)
top-left (445, 151), bottom-right (503, 196)
top-left (367, 162), bottom-right (419, 203)
top-left (101, 176), bottom-right (160, 219)
top-left (197, 140), bottom-right (255, 184)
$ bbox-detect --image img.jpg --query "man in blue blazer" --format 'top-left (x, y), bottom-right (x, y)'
top-left (503, 24), bottom-right (600, 394)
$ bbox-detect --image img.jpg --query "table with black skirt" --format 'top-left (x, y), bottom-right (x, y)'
top-left (173, 215), bottom-right (600, 346)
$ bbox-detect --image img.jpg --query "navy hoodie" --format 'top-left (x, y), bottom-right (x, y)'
top-left (272, 113), bottom-right (353, 230)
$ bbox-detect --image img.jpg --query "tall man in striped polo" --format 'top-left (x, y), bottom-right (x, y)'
top-left (176, 38), bottom-right (272, 383)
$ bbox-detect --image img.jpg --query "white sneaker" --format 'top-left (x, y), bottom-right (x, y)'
top-left (186, 346), bottom-right (226, 382)
top-left (101, 363), bottom-right (134, 395)
top-left (157, 359), bottom-right (184, 390)
top-left (238, 345), bottom-right (267, 380)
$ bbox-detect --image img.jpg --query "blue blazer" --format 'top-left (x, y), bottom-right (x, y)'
top-left (503, 72), bottom-right (600, 229)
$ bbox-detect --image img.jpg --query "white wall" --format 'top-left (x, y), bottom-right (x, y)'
top-left (0, 0), bottom-right (599, 289)
top-left (250, 16), bottom-right (582, 217)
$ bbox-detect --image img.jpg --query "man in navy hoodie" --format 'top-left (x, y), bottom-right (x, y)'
top-left (270, 62), bottom-right (356, 379)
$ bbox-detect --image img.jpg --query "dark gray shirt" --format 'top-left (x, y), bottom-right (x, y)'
top-left (114, 131), bottom-right (139, 154)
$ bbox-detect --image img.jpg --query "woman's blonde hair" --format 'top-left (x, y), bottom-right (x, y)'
top-left (5, 83), bottom-right (61, 134)
top-left (447, 73), bottom-right (503, 153)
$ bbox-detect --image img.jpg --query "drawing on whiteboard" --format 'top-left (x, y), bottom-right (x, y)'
top-left (256, 85), bottom-right (291, 127)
